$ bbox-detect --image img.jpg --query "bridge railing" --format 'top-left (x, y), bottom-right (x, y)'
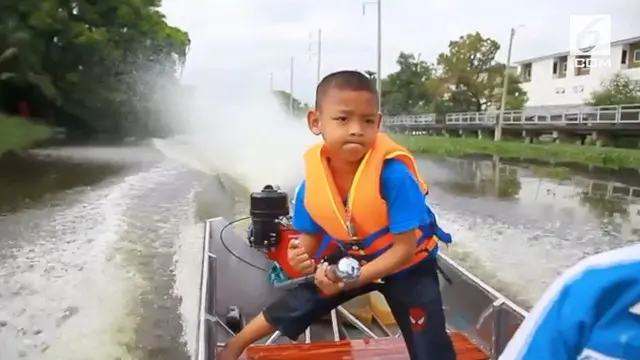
top-left (385, 104), bottom-right (640, 126)
top-left (383, 114), bottom-right (436, 125)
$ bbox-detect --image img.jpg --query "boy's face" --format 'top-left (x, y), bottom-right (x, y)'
top-left (307, 88), bottom-right (381, 163)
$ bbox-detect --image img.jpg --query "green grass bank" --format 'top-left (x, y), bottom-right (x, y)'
top-left (393, 135), bottom-right (640, 169)
top-left (0, 114), bottom-right (53, 156)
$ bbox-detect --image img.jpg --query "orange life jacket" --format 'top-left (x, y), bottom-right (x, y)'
top-left (303, 133), bottom-right (445, 274)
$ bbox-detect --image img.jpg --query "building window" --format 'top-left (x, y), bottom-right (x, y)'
top-left (552, 56), bottom-right (567, 78)
top-left (621, 49), bottom-right (628, 64)
top-left (634, 50), bottom-right (640, 62)
top-left (574, 55), bottom-right (591, 76)
top-left (521, 63), bottom-right (532, 82)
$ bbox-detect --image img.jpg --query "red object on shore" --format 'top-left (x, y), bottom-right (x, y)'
top-left (18, 100), bottom-right (30, 117)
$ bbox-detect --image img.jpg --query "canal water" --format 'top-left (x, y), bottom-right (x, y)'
top-left (0, 144), bottom-right (639, 359)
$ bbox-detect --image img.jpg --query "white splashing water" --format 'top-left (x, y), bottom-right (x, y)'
top-left (155, 0), bottom-right (320, 192)
top-left (155, 85), bottom-right (316, 192)
top-left (0, 164), bottom-right (190, 360)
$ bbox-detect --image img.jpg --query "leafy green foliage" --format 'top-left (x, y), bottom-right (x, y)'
top-left (432, 32), bottom-right (527, 112)
top-left (0, 0), bottom-right (190, 136)
top-left (381, 52), bottom-right (434, 115)
top-left (381, 32), bottom-right (528, 115)
top-left (588, 72), bottom-right (640, 106)
top-left (0, 113), bottom-right (52, 155)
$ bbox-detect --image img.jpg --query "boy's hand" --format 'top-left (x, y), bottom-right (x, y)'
top-left (287, 240), bottom-right (315, 275)
top-left (314, 263), bottom-right (344, 296)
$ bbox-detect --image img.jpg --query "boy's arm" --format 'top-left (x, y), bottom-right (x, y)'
top-left (291, 181), bottom-right (322, 255)
top-left (358, 159), bottom-right (430, 284)
top-left (296, 233), bottom-right (320, 255)
top-left (358, 229), bottom-right (418, 283)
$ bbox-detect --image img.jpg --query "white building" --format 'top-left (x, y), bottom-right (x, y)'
top-left (515, 36), bottom-right (640, 107)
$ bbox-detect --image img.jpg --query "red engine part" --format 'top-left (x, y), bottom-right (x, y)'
top-left (263, 221), bottom-right (339, 279)
top-left (264, 223), bottom-right (306, 279)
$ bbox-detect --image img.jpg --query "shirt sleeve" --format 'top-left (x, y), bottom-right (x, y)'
top-left (499, 282), bottom-right (578, 360)
top-left (500, 246), bottom-right (640, 360)
top-left (380, 159), bottom-right (431, 234)
top-left (291, 180), bottom-right (323, 234)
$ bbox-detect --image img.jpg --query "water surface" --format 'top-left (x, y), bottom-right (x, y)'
top-left (0, 146), bottom-right (638, 359)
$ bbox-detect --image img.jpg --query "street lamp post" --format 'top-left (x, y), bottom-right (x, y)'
top-left (316, 28), bottom-right (322, 84)
top-left (495, 27), bottom-right (516, 141)
top-left (308, 28), bottom-right (323, 84)
top-left (362, 0), bottom-right (382, 111)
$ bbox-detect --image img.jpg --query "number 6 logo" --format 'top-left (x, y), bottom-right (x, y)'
top-left (576, 18), bottom-right (602, 54)
top-left (569, 15), bottom-right (611, 57)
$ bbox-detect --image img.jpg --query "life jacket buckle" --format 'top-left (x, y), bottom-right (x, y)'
top-left (347, 242), bottom-right (367, 256)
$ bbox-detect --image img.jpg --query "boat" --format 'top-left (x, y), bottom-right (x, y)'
top-left (195, 191), bottom-right (528, 359)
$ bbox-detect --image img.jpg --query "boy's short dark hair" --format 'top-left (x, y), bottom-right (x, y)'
top-left (315, 70), bottom-right (378, 109)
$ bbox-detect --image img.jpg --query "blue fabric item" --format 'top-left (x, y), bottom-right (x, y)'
top-left (268, 262), bottom-right (290, 286)
top-left (499, 244), bottom-right (640, 360)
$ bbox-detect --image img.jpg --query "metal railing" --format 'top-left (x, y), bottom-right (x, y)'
top-left (195, 218), bottom-right (218, 360)
top-left (436, 254), bottom-right (527, 358)
top-left (385, 104), bottom-right (640, 126)
top-left (384, 114), bottom-right (436, 125)
top-left (196, 217), bottom-right (529, 359)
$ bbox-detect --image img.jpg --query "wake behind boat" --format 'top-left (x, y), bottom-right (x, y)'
top-left (195, 185), bottom-right (527, 359)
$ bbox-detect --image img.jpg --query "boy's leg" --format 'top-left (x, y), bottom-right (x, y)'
top-left (381, 258), bottom-right (456, 360)
top-left (218, 282), bottom-right (378, 359)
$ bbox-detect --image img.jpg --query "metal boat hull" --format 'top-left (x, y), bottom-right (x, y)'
top-left (196, 217), bottom-right (527, 359)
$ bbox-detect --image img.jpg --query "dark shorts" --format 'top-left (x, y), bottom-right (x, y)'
top-left (263, 258), bottom-right (456, 360)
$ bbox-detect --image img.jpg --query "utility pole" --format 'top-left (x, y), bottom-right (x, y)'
top-left (495, 27), bottom-right (516, 141)
top-left (289, 56), bottom-right (294, 113)
top-left (362, 1), bottom-right (382, 111)
top-left (376, 0), bottom-right (381, 110)
top-left (316, 28), bottom-right (322, 84)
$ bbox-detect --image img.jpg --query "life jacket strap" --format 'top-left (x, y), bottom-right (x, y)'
top-left (313, 222), bottom-right (448, 261)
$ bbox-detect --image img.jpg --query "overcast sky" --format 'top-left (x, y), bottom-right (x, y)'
top-left (161, 0), bottom-right (639, 103)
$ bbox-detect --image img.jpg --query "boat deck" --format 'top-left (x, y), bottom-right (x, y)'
top-left (202, 218), bottom-right (526, 360)
top-left (241, 332), bottom-right (487, 359)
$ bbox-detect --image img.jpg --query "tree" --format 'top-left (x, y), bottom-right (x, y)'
top-left (431, 32), bottom-right (527, 112)
top-left (0, 0), bottom-right (190, 137)
top-left (380, 52), bottom-right (435, 115)
top-left (0, 19), bottom-right (57, 113)
top-left (588, 72), bottom-right (640, 106)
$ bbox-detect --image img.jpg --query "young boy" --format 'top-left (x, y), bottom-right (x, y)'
top-left (217, 70), bottom-right (456, 360)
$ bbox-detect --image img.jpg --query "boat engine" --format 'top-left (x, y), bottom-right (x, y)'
top-left (248, 184), bottom-right (304, 278)
top-left (247, 184), bottom-right (360, 283)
